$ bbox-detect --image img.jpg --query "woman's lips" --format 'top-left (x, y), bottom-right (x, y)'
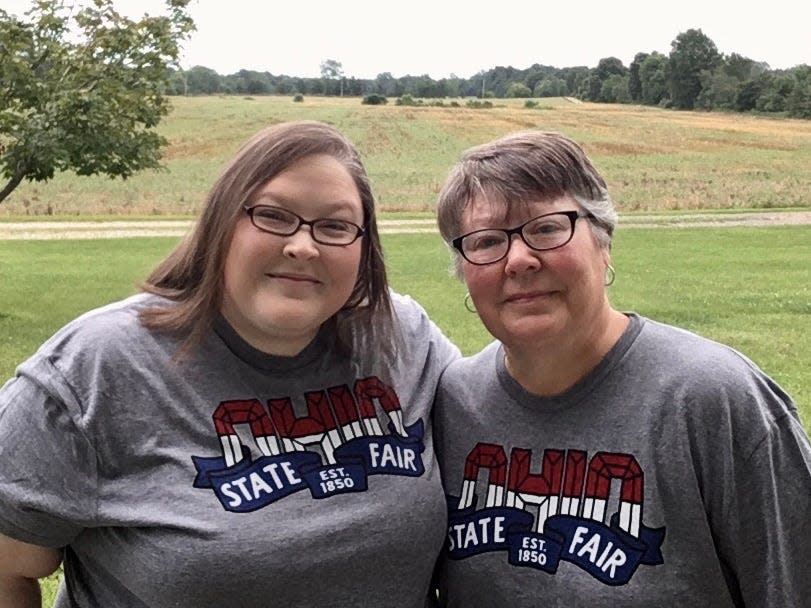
top-left (504, 290), bottom-right (555, 303)
top-left (267, 272), bottom-right (320, 284)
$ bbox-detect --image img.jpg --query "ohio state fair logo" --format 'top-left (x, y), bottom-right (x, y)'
top-left (191, 376), bottom-right (425, 512)
top-left (446, 442), bottom-right (666, 585)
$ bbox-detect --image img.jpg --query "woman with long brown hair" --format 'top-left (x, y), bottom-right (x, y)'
top-left (0, 121), bottom-right (458, 607)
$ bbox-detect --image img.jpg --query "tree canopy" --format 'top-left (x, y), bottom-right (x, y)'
top-left (320, 59), bottom-right (344, 95)
top-left (667, 28), bottom-right (721, 109)
top-left (0, 0), bottom-right (194, 204)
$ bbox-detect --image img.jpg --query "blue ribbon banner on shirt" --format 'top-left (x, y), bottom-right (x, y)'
top-left (446, 499), bottom-right (665, 585)
top-left (192, 420), bottom-right (426, 512)
top-left (333, 419), bottom-right (425, 477)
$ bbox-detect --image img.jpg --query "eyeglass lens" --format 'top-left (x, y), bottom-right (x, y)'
top-left (459, 212), bottom-right (577, 264)
top-left (248, 206), bottom-right (361, 245)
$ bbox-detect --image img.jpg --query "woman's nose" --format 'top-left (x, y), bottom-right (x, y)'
top-left (503, 233), bottom-right (541, 275)
top-left (282, 225), bottom-right (320, 259)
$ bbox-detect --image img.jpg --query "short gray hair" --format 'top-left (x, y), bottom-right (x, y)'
top-left (436, 131), bottom-right (617, 275)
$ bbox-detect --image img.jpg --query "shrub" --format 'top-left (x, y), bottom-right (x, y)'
top-left (465, 99), bottom-right (493, 109)
top-left (362, 94), bottom-right (388, 105)
top-left (524, 100), bottom-right (539, 108)
top-left (395, 94), bottom-right (422, 106)
top-left (293, 94), bottom-right (304, 102)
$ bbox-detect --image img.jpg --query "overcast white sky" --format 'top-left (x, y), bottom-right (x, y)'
top-left (4, 0), bottom-right (810, 78)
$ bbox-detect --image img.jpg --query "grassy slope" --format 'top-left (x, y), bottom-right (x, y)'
top-left (2, 96), bottom-right (810, 216)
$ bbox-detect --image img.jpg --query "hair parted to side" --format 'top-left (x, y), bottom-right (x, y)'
top-left (436, 130), bottom-right (618, 275)
top-left (139, 120), bottom-right (394, 359)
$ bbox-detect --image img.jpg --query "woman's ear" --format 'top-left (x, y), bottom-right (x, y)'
top-left (601, 249), bottom-right (612, 268)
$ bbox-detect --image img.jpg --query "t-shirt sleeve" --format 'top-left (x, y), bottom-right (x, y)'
top-left (424, 317), bottom-right (461, 375)
top-left (0, 366), bottom-right (98, 548)
top-left (393, 291), bottom-right (461, 371)
top-left (710, 402), bottom-right (811, 605)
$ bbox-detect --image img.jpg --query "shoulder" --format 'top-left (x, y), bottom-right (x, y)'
top-left (631, 316), bottom-right (799, 449)
top-left (389, 291), bottom-right (430, 327)
top-left (389, 290), bottom-right (452, 342)
top-left (434, 342), bottom-right (502, 427)
top-left (387, 290), bottom-right (461, 363)
top-left (36, 293), bottom-right (169, 359)
top-left (439, 341), bottom-right (501, 389)
top-left (635, 317), bottom-right (775, 384)
top-left (15, 294), bottom-right (177, 404)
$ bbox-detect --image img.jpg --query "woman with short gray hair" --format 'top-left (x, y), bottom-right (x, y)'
top-left (433, 129), bottom-right (811, 607)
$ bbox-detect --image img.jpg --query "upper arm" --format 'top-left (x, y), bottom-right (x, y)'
top-left (0, 533), bottom-right (62, 579)
top-left (392, 292), bottom-right (461, 367)
top-left (713, 415), bottom-right (811, 604)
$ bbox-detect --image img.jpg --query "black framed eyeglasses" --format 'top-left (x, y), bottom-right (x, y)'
top-left (244, 205), bottom-right (364, 246)
top-left (452, 210), bottom-right (594, 265)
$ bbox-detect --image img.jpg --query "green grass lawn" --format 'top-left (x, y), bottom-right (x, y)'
top-left (0, 226), bottom-right (807, 604)
top-left (1, 227), bottom-right (808, 419)
top-left (385, 227), bottom-right (810, 419)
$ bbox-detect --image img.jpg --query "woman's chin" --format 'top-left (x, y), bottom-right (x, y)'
top-left (490, 316), bottom-right (566, 349)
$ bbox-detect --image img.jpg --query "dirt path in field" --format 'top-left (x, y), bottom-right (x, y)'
top-left (614, 210), bottom-right (811, 228)
top-left (0, 211), bottom-right (809, 240)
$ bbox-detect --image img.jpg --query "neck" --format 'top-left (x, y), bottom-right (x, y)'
top-left (503, 309), bottom-right (629, 396)
top-left (220, 300), bottom-right (318, 357)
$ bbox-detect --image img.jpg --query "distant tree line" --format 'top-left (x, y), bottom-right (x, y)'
top-left (169, 28), bottom-right (810, 119)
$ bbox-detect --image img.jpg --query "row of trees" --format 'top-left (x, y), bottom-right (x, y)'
top-left (171, 29), bottom-right (810, 119)
top-left (578, 30), bottom-right (810, 116)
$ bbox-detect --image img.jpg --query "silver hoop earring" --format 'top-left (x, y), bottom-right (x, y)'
top-left (605, 264), bottom-right (616, 287)
top-left (464, 292), bottom-right (477, 313)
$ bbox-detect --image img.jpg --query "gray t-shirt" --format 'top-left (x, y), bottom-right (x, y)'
top-left (434, 314), bottom-right (811, 607)
top-left (0, 292), bottom-right (460, 607)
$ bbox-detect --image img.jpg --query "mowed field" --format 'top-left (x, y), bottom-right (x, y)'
top-left (2, 95), bottom-right (811, 216)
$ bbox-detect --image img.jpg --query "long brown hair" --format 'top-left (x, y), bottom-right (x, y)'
top-left (140, 120), bottom-right (394, 359)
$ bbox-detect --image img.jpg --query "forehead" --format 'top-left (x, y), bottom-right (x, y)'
top-left (254, 154), bottom-right (362, 217)
top-left (462, 194), bottom-right (578, 230)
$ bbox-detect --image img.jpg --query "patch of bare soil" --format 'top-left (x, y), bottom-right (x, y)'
top-left (0, 213), bottom-right (808, 240)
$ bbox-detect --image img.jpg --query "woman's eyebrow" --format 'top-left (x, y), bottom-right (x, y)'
top-left (251, 194), bottom-right (360, 215)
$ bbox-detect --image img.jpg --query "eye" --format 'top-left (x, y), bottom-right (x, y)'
top-left (254, 206), bottom-right (295, 223)
top-left (527, 218), bottom-right (567, 236)
top-left (465, 231), bottom-right (506, 251)
top-left (317, 219), bottom-right (356, 235)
